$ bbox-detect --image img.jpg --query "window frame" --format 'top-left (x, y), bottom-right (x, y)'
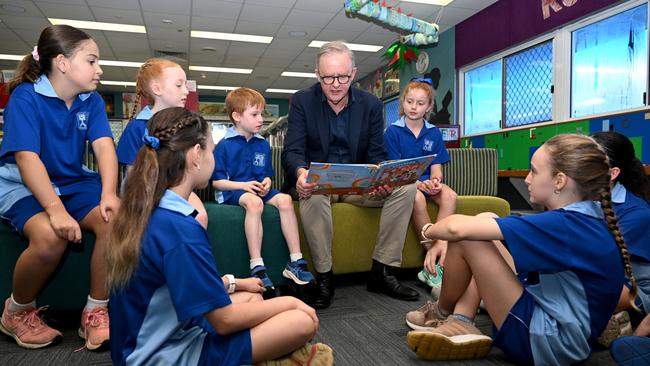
top-left (458, 0), bottom-right (649, 138)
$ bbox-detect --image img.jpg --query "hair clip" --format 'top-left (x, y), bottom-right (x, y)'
top-left (31, 46), bottom-right (40, 62)
top-left (410, 77), bottom-right (432, 85)
top-left (142, 128), bottom-right (160, 151)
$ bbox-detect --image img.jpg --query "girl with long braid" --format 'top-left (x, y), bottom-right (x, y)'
top-left (405, 134), bottom-right (637, 365)
top-left (107, 108), bottom-right (333, 366)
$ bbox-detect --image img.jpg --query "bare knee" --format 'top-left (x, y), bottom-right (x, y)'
top-left (244, 197), bottom-right (264, 215)
top-left (29, 231), bottom-right (67, 265)
top-left (275, 194), bottom-right (294, 211)
top-left (476, 211), bottom-right (499, 219)
top-left (291, 310), bottom-right (317, 339)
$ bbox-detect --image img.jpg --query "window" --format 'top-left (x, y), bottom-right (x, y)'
top-left (463, 59), bottom-right (502, 135)
top-left (505, 41), bottom-right (553, 127)
top-left (571, 4), bottom-right (648, 117)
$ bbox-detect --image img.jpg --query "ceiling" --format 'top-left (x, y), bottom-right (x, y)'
top-left (0, 0), bottom-right (497, 97)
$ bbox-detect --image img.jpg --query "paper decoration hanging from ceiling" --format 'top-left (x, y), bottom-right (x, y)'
top-left (344, 0), bottom-right (439, 46)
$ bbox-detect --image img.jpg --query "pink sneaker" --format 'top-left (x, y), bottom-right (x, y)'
top-left (78, 306), bottom-right (110, 351)
top-left (0, 298), bottom-right (63, 349)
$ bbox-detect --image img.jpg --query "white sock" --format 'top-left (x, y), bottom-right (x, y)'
top-left (289, 253), bottom-right (303, 262)
top-left (250, 258), bottom-right (265, 269)
top-left (8, 294), bottom-right (35, 313)
top-left (85, 295), bottom-right (109, 311)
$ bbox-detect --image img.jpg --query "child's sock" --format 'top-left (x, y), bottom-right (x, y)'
top-left (8, 294), bottom-right (36, 313)
top-left (85, 295), bottom-right (109, 311)
top-left (451, 313), bottom-right (475, 324)
top-left (250, 258), bottom-right (265, 269)
top-left (289, 253), bottom-right (303, 262)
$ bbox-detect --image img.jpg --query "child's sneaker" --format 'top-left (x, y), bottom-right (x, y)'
top-left (407, 315), bottom-right (492, 361)
top-left (405, 300), bottom-right (447, 331)
top-left (283, 259), bottom-right (315, 285)
top-left (598, 311), bottom-right (633, 348)
top-left (0, 298), bottom-right (63, 349)
top-left (78, 306), bottom-right (110, 351)
top-left (262, 342), bottom-right (334, 365)
top-left (417, 264), bottom-right (444, 299)
top-left (251, 265), bottom-right (276, 294)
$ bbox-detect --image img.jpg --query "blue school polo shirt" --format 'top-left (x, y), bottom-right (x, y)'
top-left (384, 116), bottom-right (450, 181)
top-left (0, 76), bottom-right (111, 214)
top-left (116, 106), bottom-right (153, 165)
top-left (109, 190), bottom-right (238, 366)
top-left (612, 182), bottom-right (650, 262)
top-left (211, 127), bottom-right (274, 203)
top-left (495, 201), bottom-right (624, 365)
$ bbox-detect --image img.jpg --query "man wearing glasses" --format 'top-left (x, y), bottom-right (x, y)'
top-left (282, 41), bottom-right (419, 309)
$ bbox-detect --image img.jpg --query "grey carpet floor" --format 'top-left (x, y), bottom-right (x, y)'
top-left (0, 276), bottom-right (617, 365)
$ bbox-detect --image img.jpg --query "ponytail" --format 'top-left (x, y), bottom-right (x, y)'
top-left (7, 53), bottom-right (41, 92)
top-left (106, 108), bottom-right (209, 292)
top-left (129, 93), bottom-right (142, 120)
top-left (600, 187), bottom-right (640, 311)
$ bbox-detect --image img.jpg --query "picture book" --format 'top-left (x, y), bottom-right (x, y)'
top-left (306, 154), bottom-right (436, 195)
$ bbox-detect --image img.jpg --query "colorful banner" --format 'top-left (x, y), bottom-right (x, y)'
top-left (455, 0), bottom-right (621, 68)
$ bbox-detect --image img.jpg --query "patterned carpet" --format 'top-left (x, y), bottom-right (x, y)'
top-left (0, 275), bottom-right (617, 365)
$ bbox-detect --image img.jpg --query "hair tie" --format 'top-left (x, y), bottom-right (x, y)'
top-left (142, 128), bottom-right (160, 151)
top-left (31, 46), bottom-right (40, 62)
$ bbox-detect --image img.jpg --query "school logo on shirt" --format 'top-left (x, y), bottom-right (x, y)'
top-left (76, 112), bottom-right (89, 130)
top-left (423, 139), bottom-right (434, 152)
top-left (253, 153), bottom-right (265, 167)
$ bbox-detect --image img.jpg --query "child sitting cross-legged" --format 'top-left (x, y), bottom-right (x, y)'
top-left (212, 88), bottom-right (315, 295)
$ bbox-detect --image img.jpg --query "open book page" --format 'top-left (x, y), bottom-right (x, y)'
top-left (368, 154), bottom-right (436, 191)
top-left (306, 154), bottom-right (435, 195)
top-left (307, 163), bottom-right (378, 195)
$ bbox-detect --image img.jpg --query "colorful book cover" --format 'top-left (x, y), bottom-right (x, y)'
top-left (307, 154), bottom-right (436, 195)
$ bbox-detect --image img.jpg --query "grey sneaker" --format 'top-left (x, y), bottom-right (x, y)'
top-left (598, 311), bottom-right (633, 348)
top-left (406, 300), bottom-right (447, 331)
top-left (407, 316), bottom-right (492, 361)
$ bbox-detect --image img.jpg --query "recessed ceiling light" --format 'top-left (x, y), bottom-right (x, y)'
top-left (201, 46), bottom-right (217, 52)
top-left (308, 41), bottom-right (383, 52)
top-left (100, 81), bottom-right (136, 86)
top-left (191, 30), bottom-right (272, 44)
top-left (0, 54), bottom-right (26, 61)
top-left (266, 88), bottom-right (298, 94)
top-left (401, 0), bottom-right (454, 5)
top-left (49, 18), bottom-right (146, 33)
top-left (100, 60), bottom-right (143, 68)
top-left (281, 71), bottom-right (317, 78)
top-left (197, 85), bottom-right (239, 91)
top-left (161, 19), bottom-right (173, 24)
top-left (189, 65), bottom-right (252, 74)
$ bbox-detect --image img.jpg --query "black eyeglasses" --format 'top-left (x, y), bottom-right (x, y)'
top-left (410, 77), bottom-right (432, 85)
top-left (319, 74), bottom-right (352, 85)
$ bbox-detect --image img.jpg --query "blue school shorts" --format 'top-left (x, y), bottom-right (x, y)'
top-left (223, 188), bottom-right (280, 206)
top-left (625, 260), bottom-right (650, 314)
top-left (198, 328), bottom-right (252, 366)
top-left (1, 180), bottom-right (101, 235)
top-left (492, 289), bottom-right (535, 365)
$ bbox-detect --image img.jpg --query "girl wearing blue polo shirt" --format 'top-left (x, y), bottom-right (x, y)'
top-left (107, 107), bottom-right (332, 366)
top-left (407, 134), bottom-right (638, 365)
top-left (0, 25), bottom-right (118, 350)
top-left (591, 132), bottom-right (650, 348)
top-left (116, 58), bottom-right (208, 228)
top-left (384, 78), bottom-right (457, 302)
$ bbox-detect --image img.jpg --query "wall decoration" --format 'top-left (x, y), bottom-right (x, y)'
top-left (263, 104), bottom-right (280, 118)
top-left (199, 101), bottom-right (228, 119)
top-left (101, 94), bottom-right (115, 118)
top-left (122, 92), bottom-right (137, 119)
top-left (383, 68), bottom-right (400, 98)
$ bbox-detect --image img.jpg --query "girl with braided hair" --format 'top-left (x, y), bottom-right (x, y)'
top-left (107, 107), bottom-right (333, 366)
top-left (405, 134), bottom-right (637, 365)
top-left (116, 58), bottom-right (208, 228)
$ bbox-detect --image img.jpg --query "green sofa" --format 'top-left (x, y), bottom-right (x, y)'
top-left (0, 148), bottom-right (509, 311)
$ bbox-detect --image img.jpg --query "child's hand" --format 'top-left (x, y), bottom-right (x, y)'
top-left (241, 181), bottom-right (264, 194)
top-left (429, 178), bottom-right (443, 196)
top-left (100, 193), bottom-right (121, 222)
top-left (424, 240), bottom-right (447, 274)
top-left (236, 277), bottom-right (265, 293)
top-left (258, 178), bottom-right (272, 197)
top-left (48, 207), bottom-right (82, 243)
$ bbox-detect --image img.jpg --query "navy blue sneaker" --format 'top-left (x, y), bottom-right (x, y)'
top-left (610, 336), bottom-right (650, 366)
top-left (251, 265), bottom-right (275, 291)
top-left (283, 258), bottom-right (315, 285)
